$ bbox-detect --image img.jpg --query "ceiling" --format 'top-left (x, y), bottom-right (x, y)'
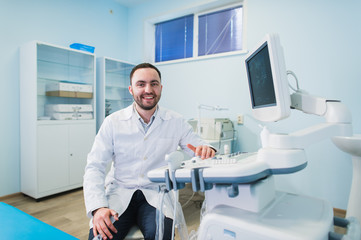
top-left (113, 0), bottom-right (150, 7)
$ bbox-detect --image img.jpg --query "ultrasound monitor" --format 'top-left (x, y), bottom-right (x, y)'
top-left (245, 34), bottom-right (291, 122)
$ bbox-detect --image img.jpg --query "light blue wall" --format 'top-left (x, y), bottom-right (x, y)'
top-left (1, 0), bottom-right (360, 211)
top-left (0, 0), bottom-right (130, 197)
top-left (126, 0), bottom-right (361, 209)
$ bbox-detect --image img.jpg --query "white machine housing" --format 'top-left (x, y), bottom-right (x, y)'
top-left (188, 118), bottom-right (234, 154)
top-left (148, 33), bottom-right (361, 240)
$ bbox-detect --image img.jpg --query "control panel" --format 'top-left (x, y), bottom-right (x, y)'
top-left (180, 152), bottom-right (256, 168)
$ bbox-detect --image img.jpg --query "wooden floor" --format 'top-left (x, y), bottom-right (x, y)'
top-left (0, 186), bottom-right (203, 240)
top-left (1, 186), bottom-right (347, 240)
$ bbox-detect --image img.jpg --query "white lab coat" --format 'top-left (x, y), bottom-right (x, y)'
top-left (83, 104), bottom-right (205, 227)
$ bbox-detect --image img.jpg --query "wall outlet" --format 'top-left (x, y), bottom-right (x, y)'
top-left (237, 115), bottom-right (244, 125)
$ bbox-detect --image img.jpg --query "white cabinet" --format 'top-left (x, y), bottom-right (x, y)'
top-left (20, 41), bottom-right (96, 199)
top-left (96, 57), bottom-right (134, 131)
top-left (36, 123), bottom-right (95, 193)
top-left (37, 124), bottom-right (68, 193)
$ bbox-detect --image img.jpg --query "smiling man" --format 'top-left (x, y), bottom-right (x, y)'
top-left (129, 65), bottom-right (162, 122)
top-left (83, 63), bottom-right (215, 240)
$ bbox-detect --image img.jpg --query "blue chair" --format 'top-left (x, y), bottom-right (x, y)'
top-left (0, 202), bottom-right (78, 240)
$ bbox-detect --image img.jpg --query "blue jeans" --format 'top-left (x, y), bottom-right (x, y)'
top-left (88, 189), bottom-right (173, 240)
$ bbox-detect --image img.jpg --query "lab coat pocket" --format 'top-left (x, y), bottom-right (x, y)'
top-left (105, 181), bottom-right (116, 195)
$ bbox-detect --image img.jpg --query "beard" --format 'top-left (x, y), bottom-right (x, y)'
top-left (133, 93), bottom-right (161, 111)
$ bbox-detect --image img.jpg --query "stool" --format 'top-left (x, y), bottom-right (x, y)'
top-left (124, 225), bottom-right (144, 240)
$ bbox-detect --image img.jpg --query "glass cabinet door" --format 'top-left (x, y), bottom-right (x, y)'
top-left (104, 59), bottom-right (134, 116)
top-left (36, 43), bottom-right (95, 120)
top-left (96, 57), bottom-right (134, 131)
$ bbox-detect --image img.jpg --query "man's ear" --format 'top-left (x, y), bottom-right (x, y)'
top-left (128, 86), bottom-right (133, 95)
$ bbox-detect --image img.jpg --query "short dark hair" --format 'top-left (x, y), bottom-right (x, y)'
top-left (129, 63), bottom-right (161, 85)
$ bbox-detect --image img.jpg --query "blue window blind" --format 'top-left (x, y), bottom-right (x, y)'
top-left (155, 15), bottom-right (194, 62)
top-left (198, 6), bottom-right (243, 56)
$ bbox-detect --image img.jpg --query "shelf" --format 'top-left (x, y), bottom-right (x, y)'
top-left (38, 59), bottom-right (94, 70)
top-left (37, 60), bottom-right (93, 85)
top-left (37, 77), bottom-right (88, 83)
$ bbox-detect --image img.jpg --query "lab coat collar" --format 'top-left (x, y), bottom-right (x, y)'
top-left (145, 106), bottom-right (175, 136)
top-left (120, 102), bottom-right (172, 121)
top-left (119, 103), bottom-right (172, 136)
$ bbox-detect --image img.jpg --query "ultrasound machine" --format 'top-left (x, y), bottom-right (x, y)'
top-left (148, 34), bottom-right (361, 240)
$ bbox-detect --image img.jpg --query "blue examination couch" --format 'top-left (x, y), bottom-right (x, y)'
top-left (0, 202), bottom-right (78, 239)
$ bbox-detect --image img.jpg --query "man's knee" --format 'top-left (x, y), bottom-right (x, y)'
top-left (140, 217), bottom-right (172, 240)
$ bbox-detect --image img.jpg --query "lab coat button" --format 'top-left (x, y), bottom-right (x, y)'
top-left (143, 156), bottom-right (147, 160)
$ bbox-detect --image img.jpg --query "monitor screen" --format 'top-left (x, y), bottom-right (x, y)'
top-left (247, 43), bottom-right (276, 108)
top-left (245, 34), bottom-right (290, 122)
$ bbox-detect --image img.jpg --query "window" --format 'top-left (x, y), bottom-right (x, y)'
top-left (198, 6), bottom-right (243, 56)
top-left (154, 5), bottom-right (243, 63)
top-left (155, 15), bottom-right (194, 62)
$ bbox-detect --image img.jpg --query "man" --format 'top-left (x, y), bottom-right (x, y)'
top-left (84, 63), bottom-right (215, 240)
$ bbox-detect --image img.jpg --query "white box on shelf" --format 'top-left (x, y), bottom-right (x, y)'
top-left (46, 82), bottom-right (93, 98)
top-left (45, 104), bottom-right (93, 113)
top-left (50, 112), bottom-right (93, 120)
top-left (46, 82), bottom-right (93, 93)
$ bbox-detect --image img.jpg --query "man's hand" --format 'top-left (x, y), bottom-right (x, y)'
top-left (187, 144), bottom-right (215, 159)
top-left (92, 207), bottom-right (119, 240)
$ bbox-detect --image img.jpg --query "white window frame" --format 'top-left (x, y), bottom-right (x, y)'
top-left (143, 0), bottom-right (247, 65)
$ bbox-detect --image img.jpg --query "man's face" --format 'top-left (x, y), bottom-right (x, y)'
top-left (129, 68), bottom-right (162, 111)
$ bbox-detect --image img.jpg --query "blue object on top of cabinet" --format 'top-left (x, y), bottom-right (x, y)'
top-left (70, 43), bottom-right (95, 53)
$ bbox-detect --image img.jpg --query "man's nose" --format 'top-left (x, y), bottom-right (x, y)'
top-left (144, 84), bottom-right (152, 92)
